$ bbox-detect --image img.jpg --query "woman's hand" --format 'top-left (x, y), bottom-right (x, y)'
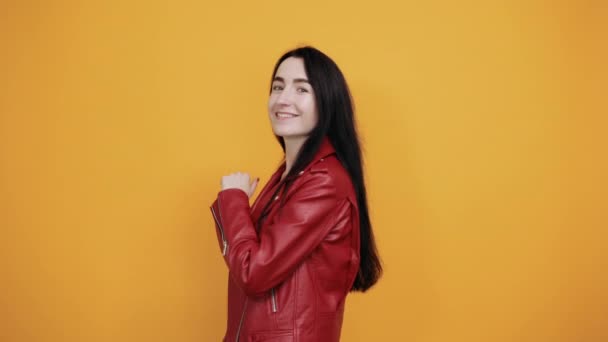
top-left (221, 172), bottom-right (259, 198)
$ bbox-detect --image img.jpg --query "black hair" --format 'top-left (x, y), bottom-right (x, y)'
top-left (257, 46), bottom-right (382, 291)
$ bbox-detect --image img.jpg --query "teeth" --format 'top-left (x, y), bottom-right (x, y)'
top-left (277, 113), bottom-right (297, 118)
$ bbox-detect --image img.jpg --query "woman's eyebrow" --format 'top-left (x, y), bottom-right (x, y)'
top-left (273, 76), bottom-right (310, 84)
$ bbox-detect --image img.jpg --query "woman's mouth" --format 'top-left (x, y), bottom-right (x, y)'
top-left (275, 112), bottom-right (299, 120)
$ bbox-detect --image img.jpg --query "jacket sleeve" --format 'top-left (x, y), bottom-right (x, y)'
top-left (209, 172), bottom-right (348, 296)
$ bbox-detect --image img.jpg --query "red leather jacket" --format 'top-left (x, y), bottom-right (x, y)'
top-left (210, 138), bottom-right (360, 341)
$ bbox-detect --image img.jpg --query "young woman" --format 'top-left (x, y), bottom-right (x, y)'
top-left (210, 46), bottom-right (382, 341)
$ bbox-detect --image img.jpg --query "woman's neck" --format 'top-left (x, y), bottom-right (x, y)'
top-left (281, 136), bottom-right (307, 181)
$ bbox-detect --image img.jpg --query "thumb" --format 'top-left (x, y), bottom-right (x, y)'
top-left (249, 177), bottom-right (259, 198)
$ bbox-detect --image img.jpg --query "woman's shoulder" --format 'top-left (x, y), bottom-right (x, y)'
top-left (301, 154), bottom-right (355, 200)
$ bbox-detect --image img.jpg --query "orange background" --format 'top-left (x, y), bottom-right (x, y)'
top-left (1, 1), bottom-right (606, 341)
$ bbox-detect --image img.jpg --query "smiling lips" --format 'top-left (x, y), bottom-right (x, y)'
top-left (275, 112), bottom-right (299, 120)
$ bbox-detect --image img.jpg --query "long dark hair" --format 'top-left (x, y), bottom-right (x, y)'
top-left (258, 46), bottom-right (382, 292)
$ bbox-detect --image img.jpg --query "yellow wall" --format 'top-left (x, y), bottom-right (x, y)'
top-left (1, 1), bottom-right (606, 341)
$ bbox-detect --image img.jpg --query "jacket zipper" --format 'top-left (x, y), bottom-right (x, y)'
top-left (235, 298), bottom-right (247, 342)
top-left (210, 205), bottom-right (228, 256)
top-left (271, 288), bottom-right (278, 313)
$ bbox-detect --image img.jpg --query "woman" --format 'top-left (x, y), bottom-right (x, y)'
top-left (210, 46), bottom-right (382, 341)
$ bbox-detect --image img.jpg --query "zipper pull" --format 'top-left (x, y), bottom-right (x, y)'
top-left (271, 288), bottom-right (278, 313)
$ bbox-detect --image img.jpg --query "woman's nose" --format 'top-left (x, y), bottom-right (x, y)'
top-left (276, 87), bottom-right (295, 105)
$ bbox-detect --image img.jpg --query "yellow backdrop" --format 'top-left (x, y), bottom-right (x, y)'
top-left (1, 1), bottom-right (606, 341)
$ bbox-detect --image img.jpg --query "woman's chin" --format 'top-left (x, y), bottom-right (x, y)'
top-left (272, 128), bottom-right (295, 137)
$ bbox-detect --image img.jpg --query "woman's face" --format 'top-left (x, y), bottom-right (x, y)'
top-left (268, 57), bottom-right (318, 140)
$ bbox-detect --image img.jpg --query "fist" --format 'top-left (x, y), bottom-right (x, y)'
top-left (221, 172), bottom-right (259, 198)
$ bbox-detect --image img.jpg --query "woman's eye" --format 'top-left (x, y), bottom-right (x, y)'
top-left (272, 85), bottom-right (283, 91)
top-left (297, 87), bottom-right (309, 93)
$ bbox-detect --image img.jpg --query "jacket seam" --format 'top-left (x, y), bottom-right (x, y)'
top-left (342, 199), bottom-right (357, 298)
top-left (293, 266), bottom-right (299, 342)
